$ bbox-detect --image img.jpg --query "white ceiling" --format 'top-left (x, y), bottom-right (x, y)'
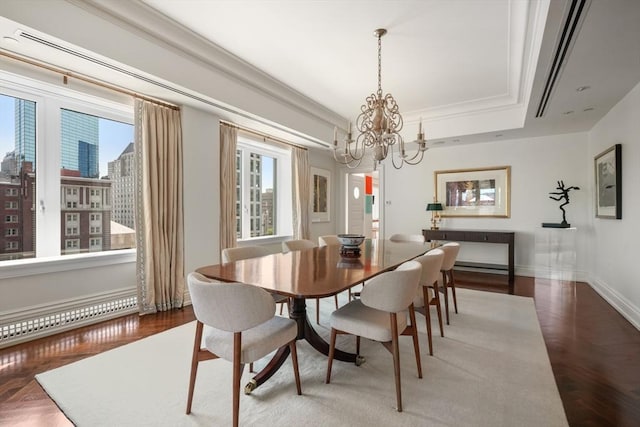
top-left (1, 0), bottom-right (640, 147)
top-left (136, 0), bottom-right (640, 144)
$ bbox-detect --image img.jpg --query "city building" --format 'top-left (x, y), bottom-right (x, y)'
top-left (107, 142), bottom-right (135, 229)
top-left (60, 109), bottom-right (99, 178)
top-left (60, 169), bottom-right (112, 254)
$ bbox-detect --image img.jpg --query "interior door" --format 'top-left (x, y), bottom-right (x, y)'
top-left (347, 174), bottom-right (365, 235)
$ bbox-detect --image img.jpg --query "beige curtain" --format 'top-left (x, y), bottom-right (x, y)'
top-left (134, 99), bottom-right (185, 314)
top-left (292, 146), bottom-right (311, 240)
top-left (220, 123), bottom-right (238, 251)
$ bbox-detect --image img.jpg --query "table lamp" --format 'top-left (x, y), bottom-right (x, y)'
top-left (426, 202), bottom-right (443, 230)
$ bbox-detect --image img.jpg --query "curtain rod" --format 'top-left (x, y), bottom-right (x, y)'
top-left (220, 120), bottom-right (307, 151)
top-left (0, 49), bottom-right (179, 110)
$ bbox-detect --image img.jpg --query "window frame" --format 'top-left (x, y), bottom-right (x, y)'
top-left (235, 137), bottom-right (293, 244)
top-left (0, 72), bottom-right (136, 276)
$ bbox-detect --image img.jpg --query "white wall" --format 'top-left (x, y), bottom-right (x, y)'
top-left (182, 106), bottom-right (220, 274)
top-left (382, 132), bottom-right (590, 278)
top-left (587, 81), bottom-right (640, 329)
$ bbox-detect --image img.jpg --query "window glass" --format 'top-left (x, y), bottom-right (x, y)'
top-left (60, 109), bottom-right (134, 255)
top-left (0, 93), bottom-right (36, 261)
top-left (235, 138), bottom-right (290, 240)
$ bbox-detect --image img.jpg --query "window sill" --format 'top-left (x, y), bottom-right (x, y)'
top-left (0, 249), bottom-right (137, 280)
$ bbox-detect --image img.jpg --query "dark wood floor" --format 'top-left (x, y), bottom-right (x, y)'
top-left (1, 272), bottom-right (639, 426)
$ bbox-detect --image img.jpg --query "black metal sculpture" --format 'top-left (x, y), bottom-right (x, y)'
top-left (543, 180), bottom-right (579, 228)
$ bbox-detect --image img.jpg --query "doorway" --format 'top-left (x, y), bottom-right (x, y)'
top-left (346, 170), bottom-right (380, 238)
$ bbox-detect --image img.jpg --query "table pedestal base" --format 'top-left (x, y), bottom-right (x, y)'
top-left (245, 296), bottom-right (357, 393)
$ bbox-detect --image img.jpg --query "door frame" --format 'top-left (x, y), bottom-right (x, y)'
top-left (338, 164), bottom-right (385, 239)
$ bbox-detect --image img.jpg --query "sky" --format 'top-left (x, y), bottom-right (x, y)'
top-left (1, 93), bottom-right (133, 177)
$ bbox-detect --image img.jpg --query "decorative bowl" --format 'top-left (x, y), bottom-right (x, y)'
top-left (337, 234), bottom-right (365, 247)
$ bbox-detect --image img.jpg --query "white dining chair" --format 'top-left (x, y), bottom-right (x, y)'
top-left (412, 249), bottom-right (445, 356)
top-left (440, 242), bottom-right (461, 325)
top-left (389, 233), bottom-right (425, 243)
top-left (186, 272), bottom-right (301, 427)
top-left (318, 235), bottom-right (341, 247)
top-left (222, 246), bottom-right (290, 315)
top-left (325, 260), bottom-right (423, 412)
top-left (282, 239), bottom-right (339, 324)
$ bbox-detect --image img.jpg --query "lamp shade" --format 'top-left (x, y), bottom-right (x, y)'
top-left (426, 203), bottom-right (443, 212)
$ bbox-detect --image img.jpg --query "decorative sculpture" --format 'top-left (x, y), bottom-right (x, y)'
top-left (543, 180), bottom-right (580, 228)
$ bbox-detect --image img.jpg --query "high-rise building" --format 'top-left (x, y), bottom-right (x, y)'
top-left (108, 142), bottom-right (135, 229)
top-left (60, 108), bottom-right (99, 177)
top-left (14, 99), bottom-right (36, 166)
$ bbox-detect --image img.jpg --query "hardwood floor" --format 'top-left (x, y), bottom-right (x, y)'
top-left (1, 272), bottom-right (639, 426)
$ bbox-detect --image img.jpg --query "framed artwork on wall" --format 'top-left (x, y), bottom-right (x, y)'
top-left (311, 167), bottom-right (330, 222)
top-left (594, 143), bottom-right (622, 219)
top-left (435, 166), bottom-right (511, 218)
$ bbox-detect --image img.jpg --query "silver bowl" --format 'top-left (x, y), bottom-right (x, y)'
top-left (337, 234), bottom-right (365, 247)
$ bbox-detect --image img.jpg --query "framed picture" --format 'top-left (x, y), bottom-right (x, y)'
top-left (594, 144), bottom-right (622, 219)
top-left (435, 166), bottom-right (511, 218)
top-left (311, 167), bottom-right (330, 222)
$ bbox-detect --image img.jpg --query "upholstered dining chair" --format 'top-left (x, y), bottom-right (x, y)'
top-left (318, 235), bottom-right (341, 247)
top-left (222, 246), bottom-right (289, 315)
top-left (440, 242), bottom-right (461, 325)
top-left (282, 239), bottom-right (339, 324)
top-left (186, 272), bottom-right (301, 427)
top-left (389, 233), bottom-right (426, 243)
top-left (325, 260), bottom-right (423, 412)
top-left (411, 249), bottom-right (445, 356)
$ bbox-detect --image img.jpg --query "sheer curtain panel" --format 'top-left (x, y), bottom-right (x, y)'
top-left (135, 99), bottom-right (185, 314)
top-left (292, 147), bottom-right (311, 240)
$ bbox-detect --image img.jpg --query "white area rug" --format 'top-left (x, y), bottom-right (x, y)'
top-left (36, 288), bottom-right (568, 426)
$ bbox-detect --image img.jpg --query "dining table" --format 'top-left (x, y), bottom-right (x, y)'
top-left (196, 238), bottom-right (434, 394)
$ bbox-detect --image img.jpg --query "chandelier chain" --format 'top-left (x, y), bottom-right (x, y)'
top-left (377, 33), bottom-right (382, 96)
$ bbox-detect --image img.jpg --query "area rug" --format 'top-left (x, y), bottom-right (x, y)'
top-left (36, 288), bottom-right (568, 426)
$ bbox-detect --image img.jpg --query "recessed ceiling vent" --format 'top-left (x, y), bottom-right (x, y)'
top-left (535, 0), bottom-right (591, 118)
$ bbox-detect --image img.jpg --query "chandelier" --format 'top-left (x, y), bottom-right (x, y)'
top-left (333, 28), bottom-right (427, 169)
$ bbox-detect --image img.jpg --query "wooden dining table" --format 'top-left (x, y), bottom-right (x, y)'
top-left (196, 238), bottom-right (434, 393)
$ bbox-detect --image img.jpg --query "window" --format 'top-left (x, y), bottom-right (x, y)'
top-left (5, 228), bottom-right (18, 236)
top-left (0, 83), bottom-right (134, 263)
top-left (235, 137), bottom-right (292, 241)
top-left (5, 241), bottom-right (18, 250)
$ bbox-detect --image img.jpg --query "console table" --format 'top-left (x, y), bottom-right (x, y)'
top-left (422, 229), bottom-right (515, 286)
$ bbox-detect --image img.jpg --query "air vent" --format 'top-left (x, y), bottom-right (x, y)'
top-left (0, 295), bottom-right (137, 348)
top-left (535, 0), bottom-right (591, 118)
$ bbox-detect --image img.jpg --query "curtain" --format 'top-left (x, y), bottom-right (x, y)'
top-left (220, 123), bottom-right (238, 251)
top-left (134, 99), bottom-right (185, 314)
top-left (292, 146), bottom-right (311, 240)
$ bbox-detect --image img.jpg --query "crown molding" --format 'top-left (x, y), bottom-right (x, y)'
top-left (67, 0), bottom-right (345, 128)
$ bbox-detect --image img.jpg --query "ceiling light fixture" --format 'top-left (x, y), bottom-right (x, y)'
top-left (333, 28), bottom-right (426, 169)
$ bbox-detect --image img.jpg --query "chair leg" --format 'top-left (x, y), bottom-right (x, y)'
top-left (334, 294), bottom-right (339, 309)
top-left (232, 332), bottom-right (244, 427)
top-left (442, 271), bottom-right (450, 325)
top-left (390, 313), bottom-right (403, 412)
top-left (186, 321), bottom-right (204, 414)
top-left (432, 281), bottom-right (445, 338)
top-left (356, 336), bottom-right (361, 356)
top-left (422, 287), bottom-right (434, 356)
top-left (326, 328), bottom-right (338, 384)
top-left (408, 305), bottom-right (423, 377)
top-left (289, 342), bottom-right (302, 395)
top-left (449, 270), bottom-right (458, 314)
top-left (316, 298), bottom-right (321, 324)
top-left (249, 362), bottom-right (254, 373)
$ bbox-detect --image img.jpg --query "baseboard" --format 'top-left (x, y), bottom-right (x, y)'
top-left (515, 265), bottom-right (588, 282)
top-left (588, 276), bottom-right (640, 331)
